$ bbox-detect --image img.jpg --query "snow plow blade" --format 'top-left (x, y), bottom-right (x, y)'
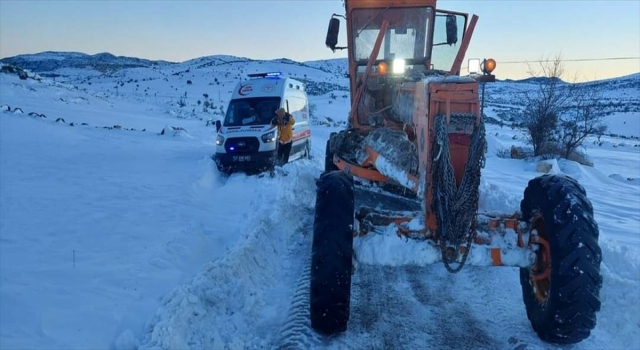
top-left (353, 210), bottom-right (538, 269)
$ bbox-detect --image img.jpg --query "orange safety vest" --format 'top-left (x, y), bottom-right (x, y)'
top-left (276, 114), bottom-right (295, 144)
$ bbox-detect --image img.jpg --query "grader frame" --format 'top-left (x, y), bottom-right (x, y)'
top-left (310, 0), bottom-right (603, 346)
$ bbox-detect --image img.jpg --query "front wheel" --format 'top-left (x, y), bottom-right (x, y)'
top-left (310, 170), bottom-right (354, 335)
top-left (519, 173), bottom-right (603, 344)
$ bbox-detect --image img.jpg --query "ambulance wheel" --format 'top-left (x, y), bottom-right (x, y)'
top-left (519, 173), bottom-right (602, 344)
top-left (310, 170), bottom-right (354, 335)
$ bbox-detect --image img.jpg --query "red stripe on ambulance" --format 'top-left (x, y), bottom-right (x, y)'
top-left (292, 129), bottom-right (311, 142)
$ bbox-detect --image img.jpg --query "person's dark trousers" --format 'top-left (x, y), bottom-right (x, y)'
top-left (277, 141), bottom-right (292, 165)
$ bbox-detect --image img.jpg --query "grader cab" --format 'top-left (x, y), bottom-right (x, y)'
top-left (310, 0), bottom-right (603, 345)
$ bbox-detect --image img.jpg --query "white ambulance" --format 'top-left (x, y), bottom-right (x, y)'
top-left (213, 72), bottom-right (312, 173)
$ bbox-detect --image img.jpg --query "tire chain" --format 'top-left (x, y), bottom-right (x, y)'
top-left (431, 113), bottom-right (487, 273)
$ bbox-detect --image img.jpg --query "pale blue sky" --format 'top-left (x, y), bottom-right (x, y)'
top-left (1, 0), bottom-right (639, 81)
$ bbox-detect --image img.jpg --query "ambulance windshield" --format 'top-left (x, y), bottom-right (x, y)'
top-left (224, 97), bottom-right (281, 127)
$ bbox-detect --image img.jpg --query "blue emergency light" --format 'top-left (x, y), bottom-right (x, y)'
top-left (247, 72), bottom-right (283, 79)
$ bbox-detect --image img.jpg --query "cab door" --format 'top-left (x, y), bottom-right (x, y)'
top-left (285, 93), bottom-right (311, 158)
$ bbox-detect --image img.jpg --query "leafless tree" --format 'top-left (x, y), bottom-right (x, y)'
top-left (558, 84), bottom-right (608, 158)
top-left (518, 53), bottom-right (608, 161)
top-left (518, 53), bottom-right (578, 156)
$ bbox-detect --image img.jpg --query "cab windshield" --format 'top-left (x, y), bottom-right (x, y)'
top-left (223, 97), bottom-right (281, 127)
top-left (351, 6), bottom-right (434, 64)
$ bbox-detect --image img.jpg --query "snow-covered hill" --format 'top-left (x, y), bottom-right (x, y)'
top-left (0, 52), bottom-right (639, 350)
top-left (2, 51), bottom-right (638, 138)
top-left (0, 51), bottom-right (172, 74)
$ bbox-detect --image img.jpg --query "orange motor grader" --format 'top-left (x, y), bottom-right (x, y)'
top-left (310, 0), bottom-right (603, 345)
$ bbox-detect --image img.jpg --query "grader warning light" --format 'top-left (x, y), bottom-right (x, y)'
top-left (377, 61), bottom-right (389, 75)
top-left (482, 58), bottom-right (496, 74)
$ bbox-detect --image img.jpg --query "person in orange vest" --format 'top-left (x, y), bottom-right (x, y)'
top-left (271, 107), bottom-right (295, 166)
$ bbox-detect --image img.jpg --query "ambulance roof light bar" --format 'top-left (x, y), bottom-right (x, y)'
top-left (247, 72), bottom-right (282, 78)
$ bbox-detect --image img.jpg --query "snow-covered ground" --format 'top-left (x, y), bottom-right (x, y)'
top-left (0, 60), bottom-right (639, 350)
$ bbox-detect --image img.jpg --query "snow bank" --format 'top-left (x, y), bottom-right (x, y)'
top-left (136, 163), bottom-right (321, 349)
top-left (591, 240), bottom-right (640, 350)
top-left (608, 173), bottom-right (640, 186)
top-left (478, 177), bottom-right (522, 215)
top-left (159, 124), bottom-right (192, 138)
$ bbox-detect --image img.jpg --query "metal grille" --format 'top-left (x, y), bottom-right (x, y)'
top-left (224, 137), bottom-right (260, 153)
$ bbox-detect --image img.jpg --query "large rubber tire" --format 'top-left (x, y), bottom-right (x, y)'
top-left (324, 137), bottom-right (339, 172)
top-left (310, 170), bottom-right (355, 335)
top-left (519, 173), bottom-right (603, 344)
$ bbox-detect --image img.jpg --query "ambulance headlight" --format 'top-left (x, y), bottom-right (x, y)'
top-left (261, 131), bottom-right (276, 143)
top-left (216, 135), bottom-right (225, 146)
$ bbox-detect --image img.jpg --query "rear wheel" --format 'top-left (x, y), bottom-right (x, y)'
top-left (519, 174), bottom-right (602, 344)
top-left (310, 170), bottom-right (354, 335)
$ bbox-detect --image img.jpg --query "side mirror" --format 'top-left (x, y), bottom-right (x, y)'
top-left (215, 120), bottom-right (221, 132)
top-left (445, 14), bottom-right (458, 45)
top-left (326, 17), bottom-right (340, 52)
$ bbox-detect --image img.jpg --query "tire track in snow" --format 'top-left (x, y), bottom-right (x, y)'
top-left (322, 263), bottom-right (498, 349)
top-left (462, 266), bottom-right (564, 350)
top-left (273, 257), bottom-right (323, 349)
top-left (280, 263), bottom-right (506, 349)
top-left (405, 265), bottom-right (498, 350)
top-left (315, 265), bottom-right (437, 349)
top-left (274, 264), bottom-right (431, 349)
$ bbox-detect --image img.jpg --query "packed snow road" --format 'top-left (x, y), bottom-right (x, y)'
top-left (274, 260), bottom-right (592, 350)
top-left (276, 264), bottom-right (502, 350)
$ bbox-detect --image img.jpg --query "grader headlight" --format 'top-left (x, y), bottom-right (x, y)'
top-left (468, 58), bottom-right (481, 74)
top-left (392, 58), bottom-right (405, 74)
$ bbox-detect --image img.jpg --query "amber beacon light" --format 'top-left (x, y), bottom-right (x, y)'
top-left (481, 58), bottom-right (496, 74)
